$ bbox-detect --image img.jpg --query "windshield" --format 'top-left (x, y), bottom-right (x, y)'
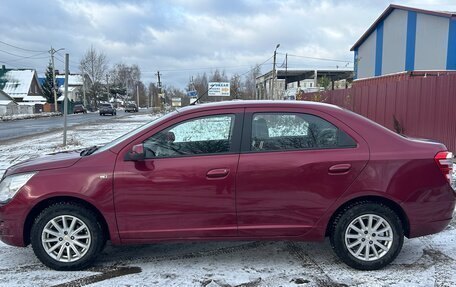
top-left (93, 111), bottom-right (177, 154)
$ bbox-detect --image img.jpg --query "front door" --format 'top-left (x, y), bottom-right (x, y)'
top-left (113, 110), bottom-right (243, 240)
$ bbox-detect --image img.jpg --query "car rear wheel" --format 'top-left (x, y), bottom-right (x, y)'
top-left (329, 202), bottom-right (403, 270)
top-left (31, 202), bottom-right (104, 271)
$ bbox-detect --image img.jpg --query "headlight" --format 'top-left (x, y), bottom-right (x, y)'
top-left (0, 172), bottom-right (37, 203)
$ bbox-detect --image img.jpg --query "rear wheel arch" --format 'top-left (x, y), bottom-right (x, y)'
top-left (23, 196), bottom-right (110, 246)
top-left (326, 195), bottom-right (410, 238)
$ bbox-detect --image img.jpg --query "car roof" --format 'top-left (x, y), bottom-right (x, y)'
top-left (176, 100), bottom-right (343, 114)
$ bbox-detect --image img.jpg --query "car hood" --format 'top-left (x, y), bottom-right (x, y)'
top-left (3, 151), bottom-right (82, 177)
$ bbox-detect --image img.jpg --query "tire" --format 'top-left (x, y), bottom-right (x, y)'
top-left (329, 202), bottom-right (404, 270)
top-left (30, 202), bottom-right (105, 271)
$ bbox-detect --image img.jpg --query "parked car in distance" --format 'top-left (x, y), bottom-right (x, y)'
top-left (72, 104), bottom-right (87, 114)
top-left (99, 103), bottom-right (116, 116)
top-left (0, 101), bottom-right (454, 271)
top-left (125, 103), bottom-right (138, 113)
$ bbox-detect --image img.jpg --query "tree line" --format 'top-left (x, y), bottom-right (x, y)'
top-left (41, 46), bottom-right (262, 108)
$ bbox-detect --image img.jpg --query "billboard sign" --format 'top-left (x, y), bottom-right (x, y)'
top-left (208, 82), bottom-right (230, 97)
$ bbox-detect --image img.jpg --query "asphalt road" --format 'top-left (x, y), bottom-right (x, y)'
top-left (0, 110), bottom-right (137, 143)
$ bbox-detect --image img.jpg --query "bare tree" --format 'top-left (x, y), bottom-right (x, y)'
top-left (190, 73), bottom-right (208, 102)
top-left (109, 63), bottom-right (142, 103)
top-left (209, 69), bottom-right (228, 82)
top-left (243, 65), bottom-right (261, 100)
top-left (148, 82), bottom-right (160, 108)
top-left (79, 46), bottom-right (109, 107)
top-left (230, 74), bottom-right (242, 100)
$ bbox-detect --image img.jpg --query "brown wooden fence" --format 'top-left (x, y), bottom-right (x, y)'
top-left (299, 73), bottom-right (456, 152)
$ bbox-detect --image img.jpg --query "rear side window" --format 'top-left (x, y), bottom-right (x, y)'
top-left (250, 113), bottom-right (356, 151)
top-left (144, 114), bottom-right (235, 158)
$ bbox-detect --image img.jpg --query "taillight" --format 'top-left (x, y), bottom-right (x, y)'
top-left (434, 151), bottom-right (454, 187)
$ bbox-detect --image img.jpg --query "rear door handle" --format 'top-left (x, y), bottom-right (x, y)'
top-left (206, 168), bottom-right (230, 179)
top-left (328, 164), bottom-right (351, 174)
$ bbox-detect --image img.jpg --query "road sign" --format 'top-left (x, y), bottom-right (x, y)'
top-left (187, 90), bottom-right (198, 97)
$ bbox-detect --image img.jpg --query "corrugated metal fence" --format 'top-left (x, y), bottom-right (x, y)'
top-left (299, 73), bottom-right (456, 152)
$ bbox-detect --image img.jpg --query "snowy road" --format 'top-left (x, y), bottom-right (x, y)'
top-left (1, 113), bottom-right (456, 287)
top-left (0, 109), bottom-right (141, 143)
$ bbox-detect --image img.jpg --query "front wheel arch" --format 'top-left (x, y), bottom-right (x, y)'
top-left (24, 196), bottom-right (110, 246)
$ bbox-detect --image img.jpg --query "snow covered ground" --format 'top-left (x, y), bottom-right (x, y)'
top-left (0, 112), bottom-right (62, 122)
top-left (1, 113), bottom-right (456, 287)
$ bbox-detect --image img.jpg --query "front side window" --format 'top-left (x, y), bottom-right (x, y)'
top-left (251, 113), bottom-right (356, 151)
top-left (144, 114), bottom-right (235, 158)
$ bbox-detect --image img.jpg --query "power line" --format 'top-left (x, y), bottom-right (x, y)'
top-left (144, 64), bottom-right (257, 73)
top-left (3, 55), bottom-right (49, 64)
top-left (0, 49), bottom-right (48, 59)
top-left (147, 58), bottom-right (273, 79)
top-left (55, 51), bottom-right (80, 67)
top-left (0, 60), bottom-right (20, 68)
top-left (53, 56), bottom-right (80, 72)
top-left (239, 55), bottom-right (274, 77)
top-left (0, 40), bottom-right (47, 53)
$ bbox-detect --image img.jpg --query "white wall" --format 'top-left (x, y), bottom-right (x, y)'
top-left (415, 13), bottom-right (449, 70)
top-left (382, 9), bottom-right (407, 74)
top-left (357, 30), bottom-right (376, 78)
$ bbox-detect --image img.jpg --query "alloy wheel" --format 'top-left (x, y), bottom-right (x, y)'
top-left (344, 214), bottom-right (393, 261)
top-left (41, 215), bottom-right (92, 262)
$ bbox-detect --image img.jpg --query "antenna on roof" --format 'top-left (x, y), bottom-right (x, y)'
top-left (190, 83), bottom-right (216, 105)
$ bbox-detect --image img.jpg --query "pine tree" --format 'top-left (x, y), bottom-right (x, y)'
top-left (42, 62), bottom-right (56, 103)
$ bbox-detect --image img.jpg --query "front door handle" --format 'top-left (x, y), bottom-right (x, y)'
top-left (206, 168), bottom-right (230, 179)
top-left (328, 164), bottom-right (351, 175)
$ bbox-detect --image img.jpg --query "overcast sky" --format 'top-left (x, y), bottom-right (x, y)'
top-left (1, 0), bottom-right (455, 89)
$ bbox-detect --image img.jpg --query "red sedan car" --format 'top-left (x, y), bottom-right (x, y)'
top-left (0, 101), bottom-right (454, 271)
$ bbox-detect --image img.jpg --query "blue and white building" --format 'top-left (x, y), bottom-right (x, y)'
top-left (351, 4), bottom-right (456, 79)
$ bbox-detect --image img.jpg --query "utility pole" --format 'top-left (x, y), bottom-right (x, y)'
top-left (271, 44), bottom-right (280, 100)
top-left (49, 47), bottom-right (64, 112)
top-left (63, 53), bottom-right (69, 146)
top-left (285, 53), bottom-right (288, 91)
top-left (50, 47), bottom-right (58, 112)
top-left (106, 74), bottom-right (110, 106)
top-left (82, 74), bottom-right (87, 108)
top-left (136, 84), bottom-right (140, 107)
top-left (156, 71), bottom-right (162, 109)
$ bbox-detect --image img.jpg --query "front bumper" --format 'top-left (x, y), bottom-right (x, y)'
top-left (0, 206), bottom-right (26, 247)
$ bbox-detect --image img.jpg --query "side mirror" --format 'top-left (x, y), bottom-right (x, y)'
top-left (125, 143), bottom-right (145, 161)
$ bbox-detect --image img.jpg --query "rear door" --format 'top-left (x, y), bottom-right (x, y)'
top-left (236, 107), bottom-right (369, 236)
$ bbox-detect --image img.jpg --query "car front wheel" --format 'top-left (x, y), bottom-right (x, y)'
top-left (330, 202), bottom-right (404, 270)
top-left (30, 202), bottom-right (104, 270)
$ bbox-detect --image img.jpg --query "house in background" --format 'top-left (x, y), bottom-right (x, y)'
top-left (351, 4), bottom-right (456, 79)
top-left (55, 73), bottom-right (89, 102)
top-left (0, 65), bottom-right (46, 102)
top-left (0, 89), bottom-right (18, 116)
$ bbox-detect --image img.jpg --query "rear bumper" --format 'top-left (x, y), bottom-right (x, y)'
top-left (404, 198), bottom-right (456, 238)
top-left (409, 218), bottom-right (452, 238)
